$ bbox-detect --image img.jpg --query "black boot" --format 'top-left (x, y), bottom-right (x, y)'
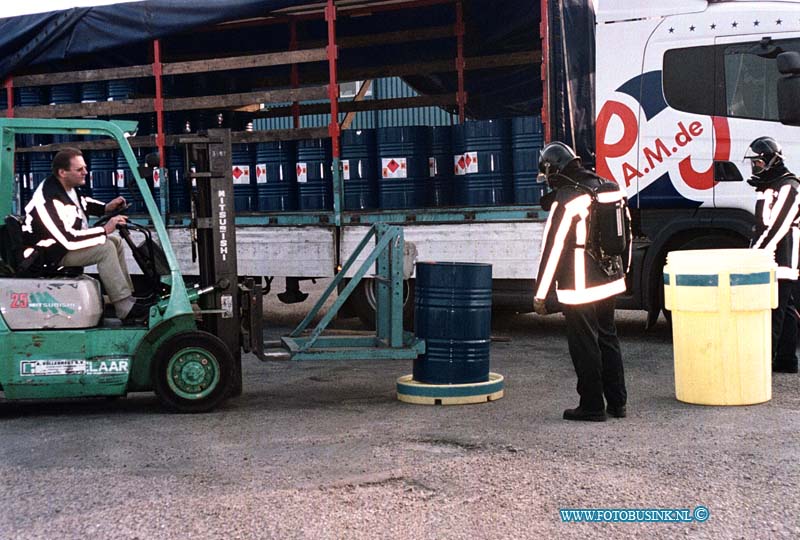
top-left (563, 407), bottom-right (607, 422)
top-left (606, 404), bottom-right (627, 418)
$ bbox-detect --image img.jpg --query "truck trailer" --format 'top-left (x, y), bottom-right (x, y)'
top-left (1, 0), bottom-right (799, 327)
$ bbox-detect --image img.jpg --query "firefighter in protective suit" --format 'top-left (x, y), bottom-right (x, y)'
top-left (746, 136), bottom-right (800, 373)
top-left (534, 142), bottom-right (632, 421)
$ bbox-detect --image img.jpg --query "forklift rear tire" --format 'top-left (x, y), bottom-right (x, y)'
top-left (152, 331), bottom-right (235, 413)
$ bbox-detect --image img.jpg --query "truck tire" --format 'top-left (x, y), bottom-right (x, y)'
top-left (152, 330), bottom-right (235, 413)
top-left (348, 278), bottom-right (415, 330)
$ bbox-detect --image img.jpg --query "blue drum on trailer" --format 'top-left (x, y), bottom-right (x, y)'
top-left (452, 119), bottom-right (513, 206)
top-left (166, 147), bottom-right (190, 213)
top-left (49, 84), bottom-right (79, 104)
top-left (80, 82), bottom-right (107, 103)
top-left (254, 141), bottom-right (296, 212)
top-left (296, 138), bottom-right (332, 211)
top-left (376, 126), bottom-right (428, 209)
top-left (88, 150), bottom-right (117, 202)
top-left (413, 262), bottom-right (493, 385)
top-left (49, 84), bottom-right (81, 143)
top-left (428, 125), bottom-right (453, 207)
top-left (106, 80), bottom-right (135, 101)
top-left (28, 152), bottom-right (53, 196)
top-left (511, 116), bottom-right (545, 204)
top-left (15, 153), bottom-right (29, 211)
top-left (15, 88), bottom-right (47, 146)
top-left (117, 149), bottom-right (157, 214)
top-left (231, 143), bottom-right (255, 212)
top-left (340, 129), bottom-right (377, 211)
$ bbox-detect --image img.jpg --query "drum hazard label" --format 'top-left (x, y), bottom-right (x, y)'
top-left (382, 157), bottom-right (407, 178)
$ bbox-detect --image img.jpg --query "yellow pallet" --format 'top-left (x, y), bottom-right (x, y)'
top-left (396, 372), bottom-right (504, 405)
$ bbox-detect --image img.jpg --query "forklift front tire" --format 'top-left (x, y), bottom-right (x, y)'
top-left (152, 331), bottom-right (235, 413)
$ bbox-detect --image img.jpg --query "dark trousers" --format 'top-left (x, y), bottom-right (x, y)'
top-left (774, 280), bottom-right (800, 370)
top-left (562, 296), bottom-right (627, 411)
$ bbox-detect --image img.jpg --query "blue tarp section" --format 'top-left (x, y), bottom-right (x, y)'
top-left (0, 0), bottom-right (593, 132)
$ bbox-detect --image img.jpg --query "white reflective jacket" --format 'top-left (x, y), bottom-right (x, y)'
top-left (534, 172), bottom-right (631, 305)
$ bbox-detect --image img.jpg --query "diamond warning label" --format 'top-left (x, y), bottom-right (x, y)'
top-left (382, 157), bottom-right (407, 179)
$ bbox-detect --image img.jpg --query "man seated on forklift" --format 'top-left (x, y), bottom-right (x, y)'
top-left (21, 148), bottom-right (150, 323)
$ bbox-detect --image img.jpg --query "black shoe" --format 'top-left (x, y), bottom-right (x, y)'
top-left (607, 404), bottom-right (627, 418)
top-left (122, 301), bottom-right (151, 324)
top-left (563, 407), bottom-right (607, 422)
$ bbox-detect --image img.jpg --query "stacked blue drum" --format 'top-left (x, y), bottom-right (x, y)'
top-left (511, 116), bottom-right (545, 204)
top-left (28, 152), bottom-right (53, 202)
top-left (452, 119), bottom-right (513, 206)
top-left (376, 126), bottom-right (428, 209)
top-left (254, 141), bottom-right (296, 212)
top-left (166, 147), bottom-right (190, 213)
top-left (428, 126), bottom-right (453, 207)
top-left (15, 88), bottom-right (46, 147)
top-left (49, 84), bottom-right (80, 143)
top-left (231, 143), bottom-right (255, 212)
top-left (80, 82), bottom-right (107, 103)
top-left (413, 262), bottom-right (493, 384)
top-left (296, 138), bottom-right (332, 211)
top-left (117, 149), bottom-right (157, 214)
top-left (340, 129), bottom-right (377, 211)
top-left (88, 150), bottom-right (117, 203)
top-left (15, 153), bottom-right (29, 211)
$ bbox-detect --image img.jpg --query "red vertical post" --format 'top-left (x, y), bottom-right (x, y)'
top-left (152, 39), bottom-right (166, 168)
top-left (455, 0), bottom-right (466, 123)
top-left (4, 78), bottom-right (14, 118)
top-left (290, 19), bottom-right (301, 129)
top-left (325, 0), bottom-right (340, 157)
top-left (540, 0), bottom-right (550, 143)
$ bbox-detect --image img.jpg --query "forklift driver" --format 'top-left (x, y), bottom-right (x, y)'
top-left (21, 148), bottom-right (150, 323)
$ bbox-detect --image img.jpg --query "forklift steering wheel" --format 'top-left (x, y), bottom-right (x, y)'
top-left (92, 204), bottom-right (130, 229)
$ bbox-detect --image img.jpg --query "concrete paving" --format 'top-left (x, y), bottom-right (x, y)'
top-left (1, 284), bottom-right (798, 539)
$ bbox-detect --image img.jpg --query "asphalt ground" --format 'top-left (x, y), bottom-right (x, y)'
top-left (1, 282), bottom-right (798, 539)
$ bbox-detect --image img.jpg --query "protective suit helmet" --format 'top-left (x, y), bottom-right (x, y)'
top-left (538, 142), bottom-right (580, 185)
top-left (745, 136), bottom-right (783, 177)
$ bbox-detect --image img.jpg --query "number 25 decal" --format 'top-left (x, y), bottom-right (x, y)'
top-left (10, 293), bottom-right (29, 308)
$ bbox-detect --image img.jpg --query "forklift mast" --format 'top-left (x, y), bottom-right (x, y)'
top-left (183, 129), bottom-right (242, 395)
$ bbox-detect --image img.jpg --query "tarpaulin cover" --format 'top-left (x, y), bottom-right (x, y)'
top-left (0, 0), bottom-right (594, 147)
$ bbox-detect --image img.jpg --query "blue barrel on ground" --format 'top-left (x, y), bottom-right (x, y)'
top-left (166, 147), bottom-right (190, 213)
top-left (511, 116), bottom-right (545, 204)
top-left (296, 138), bottom-right (332, 211)
top-left (231, 143), bottom-right (255, 212)
top-left (452, 119), bottom-right (513, 206)
top-left (428, 125), bottom-right (453, 207)
top-left (413, 262), bottom-right (493, 384)
top-left (376, 126), bottom-right (429, 209)
top-left (341, 129), bottom-right (377, 211)
top-left (88, 150), bottom-right (117, 203)
top-left (254, 141), bottom-right (296, 212)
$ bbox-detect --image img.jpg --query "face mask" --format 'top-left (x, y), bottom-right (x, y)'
top-left (750, 158), bottom-right (766, 175)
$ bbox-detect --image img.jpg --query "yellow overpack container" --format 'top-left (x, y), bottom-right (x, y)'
top-left (663, 249), bottom-right (777, 405)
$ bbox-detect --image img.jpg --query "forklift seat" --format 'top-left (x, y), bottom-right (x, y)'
top-left (0, 215), bottom-right (83, 278)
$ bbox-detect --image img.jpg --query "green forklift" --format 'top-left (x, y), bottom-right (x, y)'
top-left (0, 118), bottom-right (261, 412)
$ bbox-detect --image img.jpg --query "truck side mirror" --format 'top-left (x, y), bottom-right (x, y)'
top-left (777, 52), bottom-right (800, 125)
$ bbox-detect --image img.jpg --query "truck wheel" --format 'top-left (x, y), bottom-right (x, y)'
top-left (152, 331), bottom-right (234, 413)
top-left (349, 278), bottom-right (415, 330)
